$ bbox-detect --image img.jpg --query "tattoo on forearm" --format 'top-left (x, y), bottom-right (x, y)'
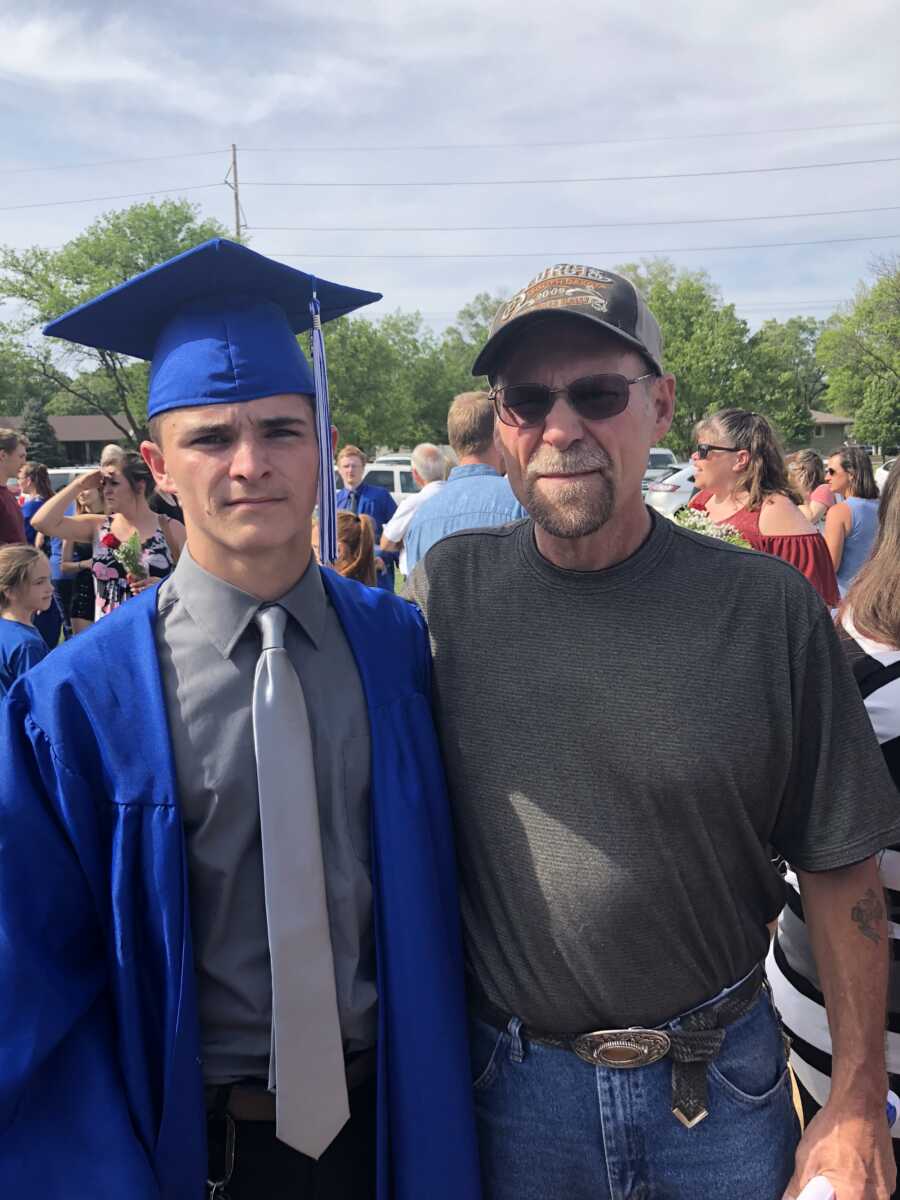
top-left (851, 888), bottom-right (885, 944)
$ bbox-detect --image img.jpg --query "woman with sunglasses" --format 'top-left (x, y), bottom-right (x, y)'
top-left (689, 409), bottom-right (839, 606)
top-left (824, 446), bottom-right (881, 597)
top-left (30, 453), bottom-right (185, 619)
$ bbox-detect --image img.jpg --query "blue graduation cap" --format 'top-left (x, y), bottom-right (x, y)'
top-left (43, 238), bottom-right (382, 565)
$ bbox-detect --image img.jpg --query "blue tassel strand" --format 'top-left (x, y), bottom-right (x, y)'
top-left (309, 293), bottom-right (337, 566)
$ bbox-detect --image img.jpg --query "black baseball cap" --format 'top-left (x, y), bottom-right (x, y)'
top-left (472, 264), bottom-right (664, 380)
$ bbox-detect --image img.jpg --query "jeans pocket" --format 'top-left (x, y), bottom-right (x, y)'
top-left (469, 1017), bottom-right (506, 1092)
top-left (708, 993), bottom-right (789, 1105)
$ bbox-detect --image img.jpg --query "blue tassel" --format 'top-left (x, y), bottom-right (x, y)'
top-left (309, 292), bottom-right (337, 566)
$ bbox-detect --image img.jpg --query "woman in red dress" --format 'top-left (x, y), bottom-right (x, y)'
top-left (689, 409), bottom-right (839, 606)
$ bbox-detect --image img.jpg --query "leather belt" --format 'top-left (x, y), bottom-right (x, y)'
top-left (204, 1047), bottom-right (377, 1124)
top-left (473, 965), bottom-right (765, 1129)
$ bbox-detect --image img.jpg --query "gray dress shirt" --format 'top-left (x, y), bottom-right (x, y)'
top-left (156, 549), bottom-right (376, 1084)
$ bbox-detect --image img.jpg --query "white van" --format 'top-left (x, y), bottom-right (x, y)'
top-left (363, 456), bottom-right (416, 504)
top-left (48, 465), bottom-right (100, 492)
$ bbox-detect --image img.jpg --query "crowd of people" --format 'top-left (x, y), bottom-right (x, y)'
top-left (0, 245), bottom-right (898, 1200)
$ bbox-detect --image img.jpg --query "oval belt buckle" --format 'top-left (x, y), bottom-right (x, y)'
top-left (573, 1029), bottom-right (672, 1069)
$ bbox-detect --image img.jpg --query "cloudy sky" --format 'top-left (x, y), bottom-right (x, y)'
top-left (2, 0), bottom-right (900, 332)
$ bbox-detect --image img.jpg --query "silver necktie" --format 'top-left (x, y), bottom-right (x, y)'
top-left (251, 604), bottom-right (349, 1158)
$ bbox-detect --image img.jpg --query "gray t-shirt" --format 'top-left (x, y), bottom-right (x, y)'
top-left (406, 514), bottom-right (900, 1032)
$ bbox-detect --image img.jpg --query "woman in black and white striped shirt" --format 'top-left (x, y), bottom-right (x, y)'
top-left (769, 458), bottom-right (900, 1186)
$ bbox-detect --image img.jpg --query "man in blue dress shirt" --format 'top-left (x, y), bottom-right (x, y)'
top-left (404, 391), bottom-right (526, 573)
top-left (335, 444), bottom-right (397, 591)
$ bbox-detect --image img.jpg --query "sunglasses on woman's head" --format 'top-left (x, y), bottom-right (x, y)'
top-left (490, 371), bottom-right (657, 429)
top-left (694, 443), bottom-right (740, 459)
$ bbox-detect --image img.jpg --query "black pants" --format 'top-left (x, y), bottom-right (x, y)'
top-left (795, 1074), bottom-right (899, 1200)
top-left (208, 1077), bottom-right (376, 1200)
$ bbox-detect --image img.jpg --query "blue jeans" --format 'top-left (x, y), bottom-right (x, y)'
top-left (470, 977), bottom-right (800, 1200)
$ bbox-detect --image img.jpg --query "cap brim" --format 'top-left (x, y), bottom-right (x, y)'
top-left (43, 238), bottom-right (382, 360)
top-left (472, 307), bottom-right (662, 379)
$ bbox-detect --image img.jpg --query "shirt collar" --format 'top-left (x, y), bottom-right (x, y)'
top-left (168, 547), bottom-right (328, 659)
top-left (448, 464), bottom-right (501, 481)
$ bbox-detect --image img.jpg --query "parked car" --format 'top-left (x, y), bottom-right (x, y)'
top-left (363, 456), bottom-right (416, 504)
top-left (875, 458), bottom-right (896, 493)
top-left (641, 447), bottom-right (677, 493)
top-left (645, 464), bottom-right (697, 517)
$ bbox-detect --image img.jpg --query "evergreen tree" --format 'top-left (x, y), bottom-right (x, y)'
top-left (21, 394), bottom-right (64, 466)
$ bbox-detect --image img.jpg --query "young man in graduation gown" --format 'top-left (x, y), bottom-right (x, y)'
top-left (0, 240), bottom-right (481, 1200)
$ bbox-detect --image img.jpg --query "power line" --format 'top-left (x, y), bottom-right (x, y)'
top-left (247, 203), bottom-right (900, 234)
top-left (242, 155), bottom-right (900, 189)
top-left (267, 231), bottom-right (900, 260)
top-left (0, 117), bottom-right (898, 176)
top-left (0, 149), bottom-right (228, 176)
top-left (4, 158), bottom-right (898, 216)
top-left (238, 118), bottom-right (900, 153)
top-left (0, 182), bottom-right (223, 212)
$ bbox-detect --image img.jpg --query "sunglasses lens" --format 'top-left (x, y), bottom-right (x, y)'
top-left (568, 375), bottom-right (630, 420)
top-left (500, 385), bottom-right (552, 428)
top-left (695, 445), bottom-right (709, 459)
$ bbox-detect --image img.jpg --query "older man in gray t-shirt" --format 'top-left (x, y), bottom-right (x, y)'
top-left (407, 264), bottom-right (900, 1200)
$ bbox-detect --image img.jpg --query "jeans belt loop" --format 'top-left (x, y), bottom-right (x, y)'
top-left (506, 1016), bottom-right (525, 1064)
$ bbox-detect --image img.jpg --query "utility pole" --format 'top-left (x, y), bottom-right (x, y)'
top-left (230, 143), bottom-right (241, 240)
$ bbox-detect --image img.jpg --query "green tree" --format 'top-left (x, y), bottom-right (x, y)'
top-left (322, 293), bottom-right (508, 455)
top-left (817, 256), bottom-right (900, 449)
top-left (324, 316), bottom-right (411, 452)
top-left (0, 325), bottom-right (58, 418)
top-left (21, 394), bottom-right (65, 465)
top-left (748, 317), bottom-right (824, 445)
top-left (617, 260), bottom-right (756, 457)
top-left (0, 199), bottom-right (229, 442)
top-left (851, 379), bottom-right (900, 451)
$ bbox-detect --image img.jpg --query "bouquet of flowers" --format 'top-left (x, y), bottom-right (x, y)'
top-left (111, 531), bottom-right (148, 580)
top-left (671, 508), bottom-right (751, 548)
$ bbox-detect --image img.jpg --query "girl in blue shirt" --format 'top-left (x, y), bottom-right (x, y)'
top-left (0, 545), bottom-right (54, 697)
top-left (17, 461), bottom-right (68, 646)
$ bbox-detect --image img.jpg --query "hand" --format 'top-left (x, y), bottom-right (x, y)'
top-left (374, 555), bottom-right (386, 574)
top-left (783, 1097), bottom-right (895, 1199)
top-left (127, 574), bottom-right (159, 596)
top-left (75, 468), bottom-right (105, 492)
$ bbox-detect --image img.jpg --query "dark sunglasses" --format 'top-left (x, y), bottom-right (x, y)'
top-left (825, 466), bottom-right (841, 476)
top-left (694, 443), bottom-right (740, 459)
top-left (491, 372), bottom-right (656, 429)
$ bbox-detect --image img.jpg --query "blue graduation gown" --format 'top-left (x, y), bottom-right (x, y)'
top-left (0, 570), bottom-right (481, 1199)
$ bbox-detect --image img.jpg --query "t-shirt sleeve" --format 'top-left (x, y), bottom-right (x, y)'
top-left (771, 608), bottom-right (900, 870)
top-left (810, 484), bottom-right (835, 507)
top-left (15, 636), bottom-right (49, 676)
top-left (0, 492), bottom-right (26, 544)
